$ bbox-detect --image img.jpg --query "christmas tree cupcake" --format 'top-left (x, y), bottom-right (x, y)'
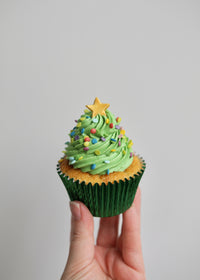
top-left (57, 98), bottom-right (145, 217)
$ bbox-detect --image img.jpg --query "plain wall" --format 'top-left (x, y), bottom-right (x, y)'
top-left (0, 1), bottom-right (200, 279)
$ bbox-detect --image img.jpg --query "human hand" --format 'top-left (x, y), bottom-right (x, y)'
top-left (61, 188), bottom-right (145, 280)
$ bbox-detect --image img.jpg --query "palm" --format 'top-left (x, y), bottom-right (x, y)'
top-left (62, 188), bottom-right (145, 280)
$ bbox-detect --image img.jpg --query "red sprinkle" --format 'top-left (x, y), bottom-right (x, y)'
top-left (109, 123), bottom-right (113, 128)
top-left (90, 128), bottom-right (96, 134)
top-left (84, 137), bottom-right (90, 142)
top-left (83, 147), bottom-right (89, 151)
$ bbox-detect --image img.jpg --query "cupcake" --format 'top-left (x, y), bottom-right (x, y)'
top-left (57, 97), bottom-right (145, 217)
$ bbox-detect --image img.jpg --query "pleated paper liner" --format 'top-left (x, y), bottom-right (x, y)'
top-left (57, 157), bottom-right (146, 217)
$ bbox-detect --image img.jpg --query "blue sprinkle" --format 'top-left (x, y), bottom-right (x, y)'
top-left (71, 160), bottom-right (76, 164)
top-left (86, 116), bottom-right (90, 119)
top-left (69, 157), bottom-right (74, 161)
top-left (70, 131), bottom-right (75, 137)
top-left (111, 138), bottom-right (117, 142)
top-left (91, 164), bottom-right (96, 170)
top-left (81, 128), bottom-right (85, 134)
top-left (92, 118), bottom-right (98, 123)
top-left (104, 160), bottom-right (110, 164)
top-left (106, 169), bottom-right (110, 175)
top-left (65, 141), bottom-right (70, 145)
top-left (92, 138), bottom-right (98, 144)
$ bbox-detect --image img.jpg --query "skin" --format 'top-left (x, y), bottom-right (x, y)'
top-left (61, 188), bottom-right (145, 280)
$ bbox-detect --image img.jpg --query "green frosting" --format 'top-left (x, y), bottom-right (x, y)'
top-left (64, 110), bottom-right (134, 175)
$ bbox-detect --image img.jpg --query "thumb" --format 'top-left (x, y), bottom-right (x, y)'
top-left (67, 201), bottom-right (94, 267)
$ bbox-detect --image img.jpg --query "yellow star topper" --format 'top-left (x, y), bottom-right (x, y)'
top-left (86, 97), bottom-right (110, 117)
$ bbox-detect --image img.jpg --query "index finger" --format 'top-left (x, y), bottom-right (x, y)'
top-left (121, 188), bottom-right (144, 271)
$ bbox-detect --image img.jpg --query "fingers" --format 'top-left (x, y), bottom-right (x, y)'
top-left (121, 188), bottom-right (145, 272)
top-left (66, 201), bottom-right (94, 267)
top-left (96, 215), bottom-right (119, 247)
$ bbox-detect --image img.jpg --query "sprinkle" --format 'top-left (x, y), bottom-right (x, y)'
top-left (83, 147), bottom-right (89, 151)
top-left (100, 137), bottom-right (106, 141)
top-left (65, 141), bottom-right (70, 145)
top-left (84, 137), bottom-right (90, 142)
top-left (84, 109), bottom-right (90, 113)
top-left (69, 157), bottom-right (75, 161)
top-left (109, 123), bottom-right (114, 128)
top-left (84, 142), bottom-right (89, 147)
top-left (106, 169), bottom-right (110, 175)
top-left (111, 138), bottom-right (116, 142)
top-left (116, 117), bottom-right (121, 123)
top-left (130, 152), bottom-right (133, 158)
top-left (92, 138), bottom-right (98, 144)
top-left (70, 131), bottom-right (75, 137)
top-left (78, 156), bottom-right (83, 160)
top-left (71, 138), bottom-right (74, 143)
top-left (74, 135), bottom-right (79, 141)
top-left (77, 122), bottom-right (81, 128)
top-left (90, 128), bottom-right (96, 134)
top-left (118, 141), bottom-right (121, 146)
top-left (58, 158), bottom-right (64, 163)
top-left (94, 150), bottom-right (101, 155)
top-left (111, 149), bottom-right (116, 152)
top-left (92, 118), bottom-right (98, 123)
top-left (91, 164), bottom-right (96, 170)
top-left (71, 160), bottom-right (76, 164)
top-left (128, 140), bottom-right (133, 148)
top-left (106, 118), bottom-right (110, 124)
top-left (104, 160), bottom-right (110, 164)
top-left (86, 116), bottom-right (90, 119)
top-left (120, 129), bottom-right (125, 135)
top-left (123, 150), bottom-right (126, 155)
top-left (62, 151), bottom-right (67, 154)
top-left (81, 128), bottom-right (85, 134)
top-left (115, 125), bottom-right (120, 129)
top-left (75, 120), bottom-right (78, 123)
top-left (80, 117), bottom-right (85, 121)
top-left (118, 134), bottom-right (123, 139)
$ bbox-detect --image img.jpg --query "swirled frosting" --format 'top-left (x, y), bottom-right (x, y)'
top-left (63, 109), bottom-right (134, 175)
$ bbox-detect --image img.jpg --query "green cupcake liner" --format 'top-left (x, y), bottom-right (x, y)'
top-left (57, 157), bottom-right (146, 217)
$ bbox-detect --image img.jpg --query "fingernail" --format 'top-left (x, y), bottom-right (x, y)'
top-left (70, 201), bottom-right (81, 220)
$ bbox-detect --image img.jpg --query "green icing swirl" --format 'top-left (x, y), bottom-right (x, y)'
top-left (64, 110), bottom-right (134, 175)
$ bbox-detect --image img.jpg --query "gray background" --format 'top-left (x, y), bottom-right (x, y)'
top-left (0, 0), bottom-right (200, 279)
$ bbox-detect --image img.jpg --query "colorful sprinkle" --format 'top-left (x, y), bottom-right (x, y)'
top-left (111, 149), bottom-right (116, 152)
top-left (84, 142), bottom-right (89, 147)
top-left (86, 116), bottom-right (91, 119)
top-left (106, 169), bottom-right (110, 175)
top-left (118, 134), bottom-right (123, 139)
top-left (92, 138), bottom-right (98, 144)
top-left (80, 117), bottom-right (85, 121)
top-left (84, 109), bottom-right (90, 113)
top-left (104, 160), bottom-right (110, 164)
top-left (111, 138), bottom-right (116, 142)
top-left (115, 125), bottom-right (120, 129)
top-left (71, 160), bottom-right (76, 164)
top-left (71, 138), bottom-right (74, 143)
top-left (81, 128), bottom-right (85, 134)
top-left (94, 150), bottom-right (101, 155)
top-left (123, 150), bottom-right (126, 155)
top-left (92, 118), bottom-right (98, 123)
top-left (77, 122), bottom-right (81, 128)
top-left (101, 137), bottom-right (106, 142)
top-left (74, 135), bottom-right (79, 141)
top-left (83, 147), bottom-right (89, 151)
top-left (78, 156), bottom-right (83, 160)
top-left (75, 120), bottom-right (78, 123)
top-left (69, 157), bottom-right (75, 161)
top-left (116, 117), bottom-right (121, 123)
top-left (109, 123), bottom-right (114, 128)
top-left (84, 137), bottom-right (90, 142)
top-left (120, 129), bottom-right (125, 135)
top-left (106, 118), bottom-right (110, 124)
top-left (62, 151), bottom-right (67, 154)
top-left (65, 141), bottom-right (70, 145)
top-left (90, 128), bottom-right (96, 134)
top-left (70, 131), bottom-right (75, 137)
top-left (130, 152), bottom-right (133, 158)
top-left (58, 158), bottom-right (64, 163)
top-left (91, 164), bottom-right (96, 170)
top-left (118, 141), bottom-right (121, 146)
top-left (128, 140), bottom-right (133, 148)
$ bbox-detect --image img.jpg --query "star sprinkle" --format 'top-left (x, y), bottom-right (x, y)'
top-left (86, 97), bottom-right (110, 117)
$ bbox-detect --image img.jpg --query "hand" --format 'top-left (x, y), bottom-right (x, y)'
top-left (61, 188), bottom-right (145, 280)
